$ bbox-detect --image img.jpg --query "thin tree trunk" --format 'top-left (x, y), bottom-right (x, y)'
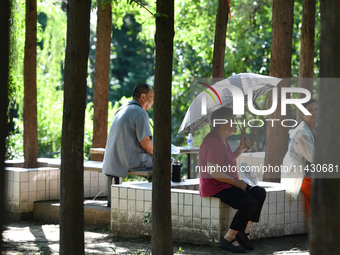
top-left (92, 0), bottom-right (111, 161)
top-left (24, 0), bottom-right (38, 168)
top-left (310, 0), bottom-right (340, 254)
top-left (263, 0), bottom-right (294, 182)
top-left (299, 0), bottom-right (316, 87)
top-left (151, 0), bottom-right (174, 253)
top-left (212, 0), bottom-right (229, 79)
top-left (60, 0), bottom-right (91, 254)
top-left (297, 0), bottom-right (316, 120)
top-left (0, 0), bottom-right (10, 251)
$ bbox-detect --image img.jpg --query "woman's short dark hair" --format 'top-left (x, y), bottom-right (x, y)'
top-left (132, 84), bottom-right (152, 99)
top-left (210, 107), bottom-right (234, 130)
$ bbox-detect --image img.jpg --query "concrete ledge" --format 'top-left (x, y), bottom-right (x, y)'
top-left (110, 179), bottom-right (307, 245)
top-left (6, 211), bottom-right (33, 221)
top-left (34, 200), bottom-right (110, 226)
top-left (4, 161), bottom-right (108, 215)
top-left (33, 201), bottom-right (60, 223)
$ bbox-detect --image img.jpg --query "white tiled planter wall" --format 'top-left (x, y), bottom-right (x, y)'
top-left (4, 167), bottom-right (107, 214)
top-left (110, 180), bottom-right (307, 245)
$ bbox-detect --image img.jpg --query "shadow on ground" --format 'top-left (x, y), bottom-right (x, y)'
top-left (2, 220), bottom-right (309, 254)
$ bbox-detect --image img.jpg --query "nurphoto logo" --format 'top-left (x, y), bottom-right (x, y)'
top-left (198, 80), bottom-right (312, 128)
top-left (200, 82), bottom-right (312, 116)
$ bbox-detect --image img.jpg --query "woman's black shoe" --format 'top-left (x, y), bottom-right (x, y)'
top-left (236, 232), bottom-right (254, 250)
top-left (218, 238), bottom-right (247, 253)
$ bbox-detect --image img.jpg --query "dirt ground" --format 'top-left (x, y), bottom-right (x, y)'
top-left (2, 220), bottom-right (309, 255)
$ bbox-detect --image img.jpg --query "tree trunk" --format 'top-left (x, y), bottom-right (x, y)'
top-left (0, 0), bottom-right (10, 251)
top-left (92, 0), bottom-right (111, 161)
top-left (151, 0), bottom-right (174, 253)
top-left (23, 0), bottom-right (38, 168)
top-left (310, 1), bottom-right (340, 254)
top-left (297, 0), bottom-right (316, 120)
top-left (299, 0), bottom-right (316, 88)
top-left (212, 0), bottom-right (229, 79)
top-left (263, 0), bottom-right (294, 182)
top-left (59, 0), bottom-right (91, 254)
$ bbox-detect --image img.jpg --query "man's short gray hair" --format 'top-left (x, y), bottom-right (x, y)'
top-left (132, 84), bottom-right (152, 99)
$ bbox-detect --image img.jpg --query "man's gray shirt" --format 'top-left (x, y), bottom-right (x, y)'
top-left (102, 99), bottom-right (152, 177)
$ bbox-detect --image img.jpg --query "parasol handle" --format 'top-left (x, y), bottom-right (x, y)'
top-left (236, 120), bottom-right (252, 151)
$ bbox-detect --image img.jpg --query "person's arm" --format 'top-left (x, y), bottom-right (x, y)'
top-left (233, 135), bottom-right (250, 159)
top-left (140, 136), bottom-right (153, 155)
top-left (207, 162), bottom-right (247, 190)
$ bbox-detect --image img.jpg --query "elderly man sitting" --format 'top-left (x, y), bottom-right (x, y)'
top-left (103, 84), bottom-right (154, 206)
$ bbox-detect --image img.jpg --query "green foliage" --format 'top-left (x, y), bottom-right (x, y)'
top-left (6, 0), bottom-right (28, 159)
top-left (6, 118), bottom-right (24, 160)
top-left (224, 0), bottom-right (273, 76)
top-left (125, 0), bottom-right (154, 17)
top-left (84, 103), bottom-right (95, 160)
top-left (171, 0), bottom-right (273, 151)
top-left (143, 211), bottom-right (151, 224)
top-left (174, 1), bottom-right (217, 66)
top-left (36, 1), bottom-right (66, 158)
top-left (110, 14), bottom-right (154, 99)
top-left (8, 0), bottom-right (321, 160)
top-left (9, 0), bottom-right (25, 110)
top-left (7, 0), bottom-right (66, 159)
top-left (88, 13), bottom-right (155, 110)
top-left (111, 0), bottom-right (155, 31)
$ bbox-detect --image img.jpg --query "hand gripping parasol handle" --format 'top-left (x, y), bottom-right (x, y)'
top-left (236, 120), bottom-right (252, 151)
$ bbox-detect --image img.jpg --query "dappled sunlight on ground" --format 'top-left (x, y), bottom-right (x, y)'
top-left (2, 220), bottom-right (309, 254)
top-left (3, 226), bottom-right (37, 242)
top-left (273, 249), bottom-right (310, 255)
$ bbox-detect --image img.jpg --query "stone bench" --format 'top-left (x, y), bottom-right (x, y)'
top-left (89, 148), bottom-right (153, 182)
top-left (3, 152), bottom-right (265, 220)
top-left (110, 179), bottom-right (307, 245)
top-left (37, 158), bottom-right (152, 181)
top-left (3, 164), bottom-right (108, 218)
top-left (89, 147), bottom-right (105, 161)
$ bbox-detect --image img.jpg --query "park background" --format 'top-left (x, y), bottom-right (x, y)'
top-left (6, 0), bottom-right (320, 166)
top-left (3, 0), bottom-right (340, 254)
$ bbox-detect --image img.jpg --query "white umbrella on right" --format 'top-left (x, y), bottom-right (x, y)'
top-left (178, 73), bottom-right (282, 135)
